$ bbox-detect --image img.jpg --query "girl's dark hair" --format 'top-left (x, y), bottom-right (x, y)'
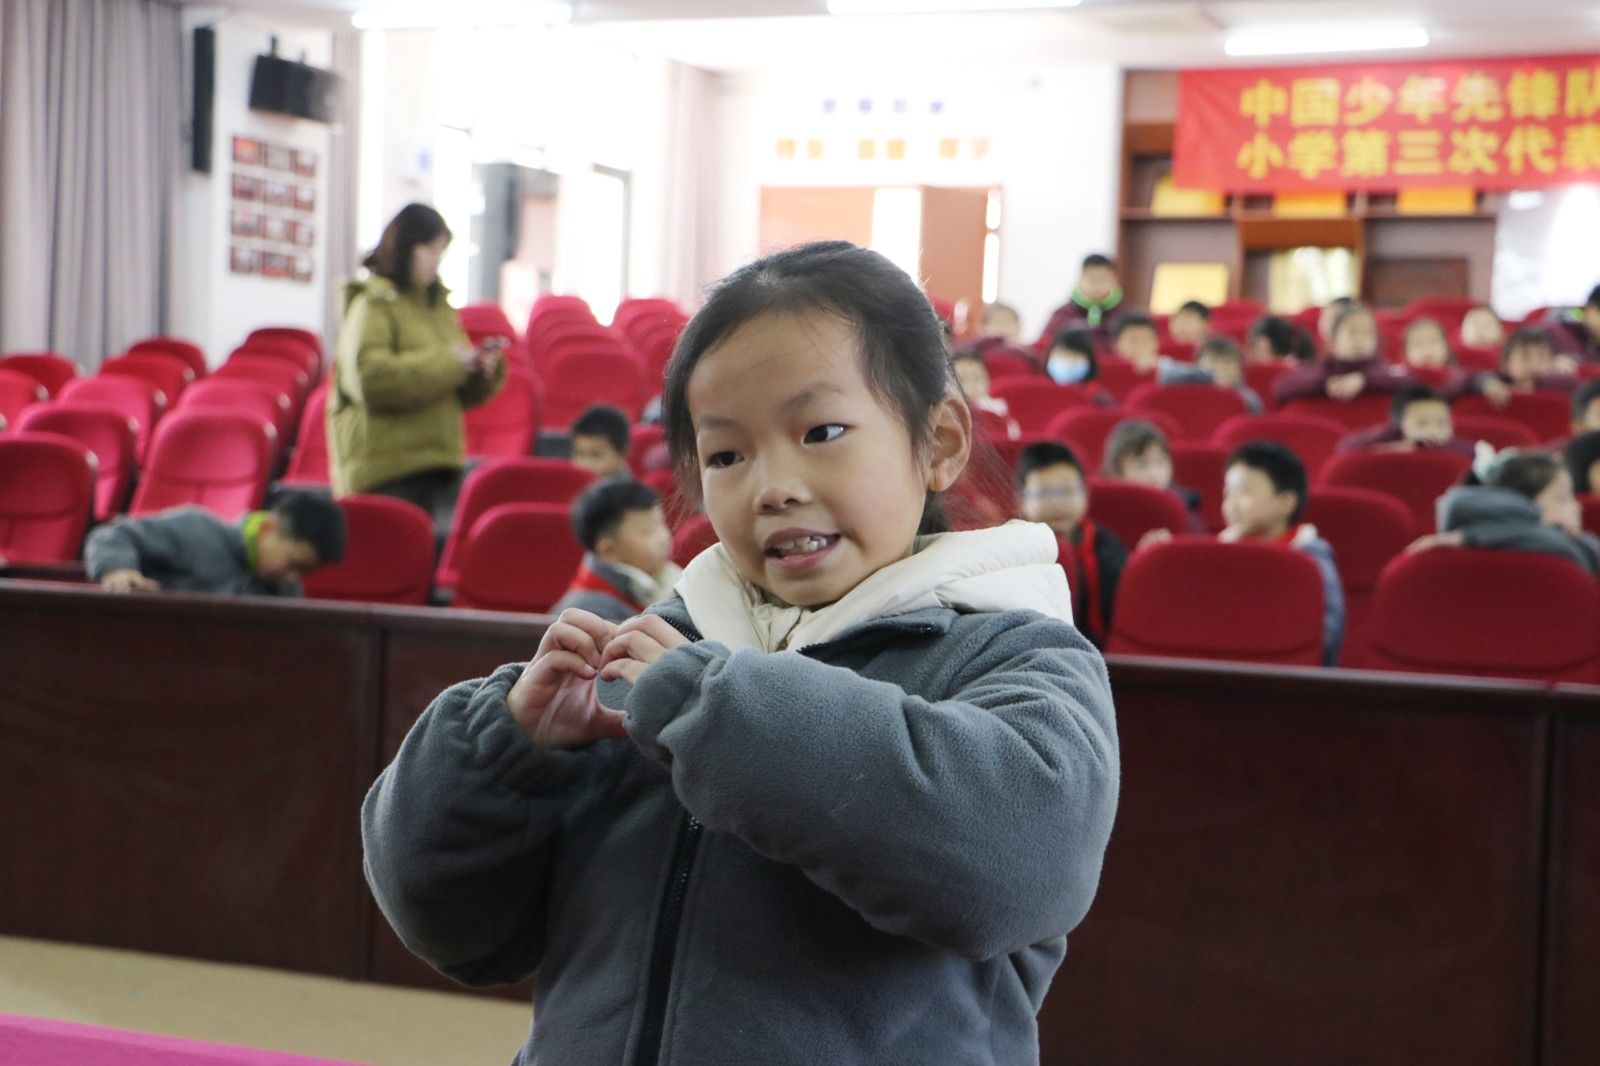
top-left (364, 203), bottom-right (451, 300)
top-left (660, 241), bottom-right (977, 535)
top-left (1564, 432), bottom-right (1600, 494)
top-left (1102, 418), bottom-right (1170, 477)
top-left (1466, 448), bottom-right (1563, 498)
top-left (1049, 327), bottom-right (1099, 380)
top-left (1328, 302), bottom-right (1376, 343)
top-left (1249, 315), bottom-right (1317, 361)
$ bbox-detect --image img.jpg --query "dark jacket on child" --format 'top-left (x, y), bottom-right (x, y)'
top-left (362, 595), bottom-right (1118, 1066)
top-left (549, 553), bottom-right (649, 623)
top-left (1273, 355), bottom-right (1414, 405)
top-left (1058, 522), bottom-right (1127, 648)
top-left (1437, 486), bottom-right (1600, 575)
top-left (1336, 426), bottom-right (1476, 457)
top-left (83, 507), bottom-right (299, 596)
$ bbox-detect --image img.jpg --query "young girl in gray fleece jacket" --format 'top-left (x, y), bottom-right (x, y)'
top-left (362, 242), bottom-right (1120, 1066)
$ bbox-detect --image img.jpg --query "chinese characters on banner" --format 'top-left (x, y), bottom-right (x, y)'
top-left (1174, 54), bottom-right (1600, 192)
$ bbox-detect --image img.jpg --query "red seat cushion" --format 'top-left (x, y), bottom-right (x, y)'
top-left (129, 410), bottom-right (275, 520)
top-left (14, 405), bottom-right (139, 520)
top-left (0, 433), bottom-right (96, 563)
top-left (1301, 488), bottom-right (1416, 665)
top-left (1318, 449), bottom-right (1473, 536)
top-left (301, 495), bottom-right (435, 606)
top-left (1212, 411), bottom-right (1346, 479)
top-left (1, 353), bottom-right (78, 398)
top-left (1125, 382), bottom-right (1250, 441)
top-left (1086, 479), bottom-right (1192, 548)
top-left (436, 458), bottom-right (596, 589)
top-left (452, 503), bottom-right (583, 614)
top-left (464, 369), bottom-right (542, 459)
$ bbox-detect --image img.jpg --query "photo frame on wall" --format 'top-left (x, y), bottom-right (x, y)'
top-left (230, 245), bottom-right (259, 274)
top-left (230, 208), bottom-right (262, 238)
top-left (231, 173), bottom-right (262, 201)
top-left (231, 137), bottom-right (263, 166)
top-left (292, 149), bottom-right (318, 179)
top-left (229, 132), bottom-right (319, 285)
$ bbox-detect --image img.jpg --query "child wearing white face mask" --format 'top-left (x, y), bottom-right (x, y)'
top-left (1045, 328), bottom-right (1116, 405)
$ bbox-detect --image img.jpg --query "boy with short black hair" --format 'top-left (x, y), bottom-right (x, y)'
top-left (1339, 383), bottom-right (1474, 456)
top-left (1158, 335), bottom-right (1264, 412)
top-left (1167, 300), bottom-right (1210, 346)
top-left (85, 491), bottom-right (346, 596)
top-left (549, 478), bottom-right (682, 622)
top-left (1016, 441), bottom-right (1126, 648)
top-left (1112, 313), bottom-right (1162, 374)
top-left (569, 404), bottom-right (633, 480)
top-left (1222, 441), bottom-right (1345, 665)
top-left (1476, 326), bottom-right (1577, 407)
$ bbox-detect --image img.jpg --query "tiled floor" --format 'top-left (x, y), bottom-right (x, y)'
top-left (0, 936), bottom-right (530, 1065)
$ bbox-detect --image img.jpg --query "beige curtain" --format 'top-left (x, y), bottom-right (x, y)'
top-left (659, 61), bottom-right (722, 311)
top-left (0, 0), bottom-right (182, 367)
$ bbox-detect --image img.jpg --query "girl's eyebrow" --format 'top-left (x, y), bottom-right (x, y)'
top-left (698, 383), bottom-right (846, 431)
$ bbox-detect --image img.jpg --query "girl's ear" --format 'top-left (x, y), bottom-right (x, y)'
top-left (924, 392), bottom-right (973, 493)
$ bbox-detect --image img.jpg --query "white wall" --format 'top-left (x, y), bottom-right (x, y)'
top-left (1493, 185), bottom-right (1600, 319)
top-left (711, 65), bottom-right (1121, 340)
top-left (171, 8), bottom-right (334, 366)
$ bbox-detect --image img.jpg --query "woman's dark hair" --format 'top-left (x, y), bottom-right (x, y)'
top-left (660, 241), bottom-right (975, 535)
top-left (1049, 328), bottom-right (1099, 380)
top-left (1248, 315), bottom-right (1317, 362)
top-left (364, 203), bottom-right (451, 300)
top-left (1102, 418), bottom-right (1170, 477)
top-left (1466, 448), bottom-right (1563, 498)
top-left (1564, 432), bottom-right (1600, 494)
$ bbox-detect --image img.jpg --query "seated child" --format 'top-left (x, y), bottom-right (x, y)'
top-left (1167, 300), bottom-right (1210, 346)
top-left (85, 491), bottom-right (345, 596)
top-left (1157, 335), bottom-right (1264, 412)
top-left (1475, 326), bottom-right (1577, 407)
top-left (1317, 296), bottom-right (1356, 349)
top-left (1574, 380), bottom-right (1600, 438)
top-left (1038, 252), bottom-right (1124, 347)
top-left (1400, 317), bottom-right (1473, 396)
top-left (1043, 329), bottom-right (1116, 404)
top-left (1338, 384), bottom-right (1475, 456)
top-left (1112, 313), bottom-right (1163, 376)
top-left (1413, 446), bottom-right (1599, 576)
top-left (1274, 303), bottom-right (1414, 405)
top-left (976, 302), bottom-right (1022, 347)
top-left (569, 404), bottom-right (633, 480)
top-left (1221, 441), bottom-right (1346, 665)
top-left (951, 348), bottom-right (1020, 439)
top-left (1459, 305), bottom-right (1504, 350)
top-left (1564, 430), bottom-right (1600, 496)
top-left (1101, 418), bottom-right (1206, 536)
top-left (1247, 315), bottom-right (1317, 364)
top-left (1016, 441), bottom-right (1127, 648)
top-left (1547, 285), bottom-right (1600, 361)
top-left (551, 478), bottom-right (682, 622)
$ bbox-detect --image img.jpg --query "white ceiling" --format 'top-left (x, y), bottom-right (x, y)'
top-left (193, 0), bottom-right (1600, 74)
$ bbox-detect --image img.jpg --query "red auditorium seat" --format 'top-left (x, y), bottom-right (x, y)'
top-left (1242, 362), bottom-right (1291, 409)
top-left (1448, 414), bottom-right (1539, 450)
top-left (101, 351), bottom-right (194, 404)
top-left (1581, 493), bottom-right (1600, 538)
top-left (642, 467), bottom-right (693, 529)
top-left (1401, 297), bottom-right (1478, 330)
top-left (982, 346), bottom-right (1042, 381)
top-left (982, 431), bottom-right (1055, 481)
top-left (1085, 478), bottom-right (1192, 548)
top-left (129, 410), bottom-right (276, 520)
top-left (451, 502), bottom-right (583, 614)
top-left (436, 458), bottom-right (597, 589)
top-left (301, 494), bottom-right (435, 606)
top-left (14, 405), bottom-right (139, 520)
top-left (1107, 536), bottom-right (1326, 667)
top-left (127, 337), bottom-right (208, 380)
top-left (613, 297), bottom-right (685, 340)
top-left (0, 433), bottom-right (95, 563)
top-left (246, 327), bottom-right (323, 374)
top-left (0, 368), bottom-right (49, 425)
top-left (527, 312), bottom-right (606, 348)
top-left (1281, 394), bottom-right (1393, 432)
top-left (212, 358), bottom-right (308, 438)
top-left (458, 302), bottom-right (519, 341)
top-left (629, 422), bottom-right (667, 475)
top-left (542, 349), bottom-right (645, 427)
top-left (1211, 411), bottom-right (1345, 479)
top-left (671, 512), bottom-right (719, 568)
top-left (633, 323), bottom-right (682, 383)
top-left (1094, 357), bottom-right (1154, 401)
top-left (280, 383), bottom-right (332, 486)
top-left (990, 379), bottom-right (1098, 433)
top-left (1452, 392), bottom-right (1571, 443)
top-left (464, 368), bottom-right (543, 459)
top-left (1047, 407), bottom-right (1182, 473)
top-left (1356, 548), bottom-right (1600, 683)
top-left (58, 375), bottom-right (166, 460)
top-left (177, 378), bottom-right (294, 447)
top-left (1125, 382), bottom-right (1251, 441)
top-left (229, 339), bottom-right (318, 383)
top-left (1301, 487), bottom-right (1417, 665)
top-left (1, 352), bottom-right (77, 397)
top-left (1454, 344), bottom-right (1501, 372)
top-left (1169, 443), bottom-right (1229, 532)
top-left (1318, 448), bottom-right (1472, 536)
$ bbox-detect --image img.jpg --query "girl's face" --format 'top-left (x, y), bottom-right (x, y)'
top-left (410, 233), bottom-right (449, 288)
top-left (1405, 324), bottom-right (1451, 369)
top-left (1536, 469), bottom-right (1582, 535)
top-left (1332, 312), bottom-right (1379, 360)
top-left (687, 311), bottom-right (969, 608)
top-left (1504, 342), bottom-right (1553, 387)
top-left (1461, 308), bottom-right (1503, 348)
top-left (1118, 442), bottom-right (1172, 489)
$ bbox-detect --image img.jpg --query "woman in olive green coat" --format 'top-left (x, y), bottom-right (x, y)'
top-left (329, 203), bottom-right (505, 538)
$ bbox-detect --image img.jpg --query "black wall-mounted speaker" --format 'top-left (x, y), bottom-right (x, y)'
top-left (249, 54), bottom-right (344, 125)
top-left (192, 25), bottom-right (215, 172)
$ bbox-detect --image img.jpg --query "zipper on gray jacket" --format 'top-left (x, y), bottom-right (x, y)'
top-left (632, 812), bottom-right (703, 1066)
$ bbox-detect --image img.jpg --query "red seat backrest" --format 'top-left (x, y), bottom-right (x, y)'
top-left (1094, 357), bottom-right (1154, 401)
top-left (1211, 411), bottom-right (1345, 479)
top-left (129, 410), bottom-right (276, 519)
top-left (1453, 392), bottom-right (1571, 443)
top-left (1242, 361), bottom-right (1292, 409)
top-left (14, 404), bottom-right (139, 521)
top-left (458, 303), bottom-right (519, 341)
top-left (452, 502), bottom-right (583, 614)
top-left (629, 423), bottom-right (667, 475)
top-left (1401, 297), bottom-right (1478, 330)
top-left (1048, 408), bottom-right (1183, 474)
top-left (58, 375), bottom-right (167, 459)
top-left (1107, 536), bottom-right (1326, 667)
top-left (671, 513), bottom-right (719, 568)
top-left (542, 349), bottom-right (645, 428)
top-left (1086, 478), bottom-right (1192, 548)
top-left (436, 458), bottom-right (597, 589)
top-left (0, 433), bottom-right (96, 563)
top-left (127, 338), bottom-right (208, 380)
top-left (101, 352), bottom-right (195, 404)
top-left (0, 368), bottom-right (50, 426)
top-left (1, 353), bottom-right (78, 398)
top-left (1301, 487), bottom-right (1416, 664)
top-left (982, 347), bottom-right (1042, 381)
top-left (613, 298), bottom-right (686, 345)
top-left (1454, 344), bottom-right (1501, 373)
top-left (1318, 448), bottom-right (1473, 536)
top-left (1581, 492), bottom-right (1600, 538)
top-left (464, 369), bottom-right (543, 459)
top-left (990, 379), bottom-right (1100, 433)
top-left (301, 494), bottom-right (435, 606)
top-left (1355, 548), bottom-right (1600, 682)
top-left (1169, 443), bottom-right (1229, 533)
top-left (246, 327), bottom-right (323, 361)
top-left (1282, 393), bottom-right (1393, 432)
top-left (177, 378), bottom-right (293, 446)
top-left (282, 383), bottom-right (332, 486)
top-left (1125, 382), bottom-right (1251, 441)
top-left (230, 340), bottom-right (318, 383)
top-left (1449, 414), bottom-right (1539, 450)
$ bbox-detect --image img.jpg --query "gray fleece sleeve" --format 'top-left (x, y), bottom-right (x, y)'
top-left (83, 513), bottom-right (191, 579)
top-left (360, 663), bottom-right (613, 986)
top-left (622, 615), bottom-right (1119, 962)
top-left (1461, 523), bottom-right (1600, 576)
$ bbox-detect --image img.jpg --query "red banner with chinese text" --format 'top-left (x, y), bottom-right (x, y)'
top-left (1174, 54), bottom-right (1600, 192)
